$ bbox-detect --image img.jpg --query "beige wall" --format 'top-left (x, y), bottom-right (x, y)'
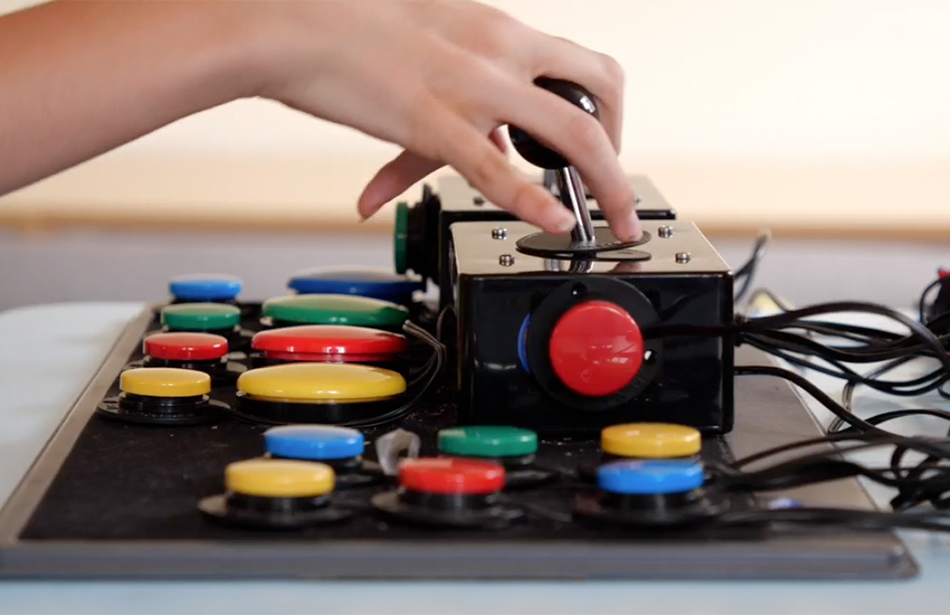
top-left (3, 0), bottom-right (950, 232)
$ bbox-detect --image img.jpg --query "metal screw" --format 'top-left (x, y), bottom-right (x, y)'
top-left (658, 225), bottom-right (673, 238)
top-left (473, 195), bottom-right (485, 206)
top-left (635, 194), bottom-right (642, 204)
top-left (675, 252), bottom-right (691, 264)
top-left (499, 254), bottom-right (515, 267)
top-left (491, 227), bottom-right (508, 240)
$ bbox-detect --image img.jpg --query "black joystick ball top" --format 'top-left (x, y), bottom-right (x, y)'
top-left (509, 78), bottom-right (599, 170)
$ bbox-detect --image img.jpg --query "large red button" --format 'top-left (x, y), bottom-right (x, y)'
top-left (399, 458), bottom-right (505, 495)
top-left (548, 300), bottom-right (644, 397)
top-left (251, 325), bottom-right (408, 362)
top-left (143, 332), bottom-right (229, 361)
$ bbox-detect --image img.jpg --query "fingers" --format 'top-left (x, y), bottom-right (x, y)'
top-left (358, 127), bottom-right (509, 220)
top-left (488, 126), bottom-right (508, 154)
top-left (498, 82), bottom-right (640, 241)
top-left (528, 35), bottom-right (625, 153)
top-left (358, 151), bottom-right (442, 219)
top-left (435, 112), bottom-right (577, 235)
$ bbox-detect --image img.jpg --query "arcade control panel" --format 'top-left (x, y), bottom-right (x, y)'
top-left (0, 79), bottom-right (916, 580)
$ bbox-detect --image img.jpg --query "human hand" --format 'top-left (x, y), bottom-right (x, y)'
top-left (256, 0), bottom-right (640, 240)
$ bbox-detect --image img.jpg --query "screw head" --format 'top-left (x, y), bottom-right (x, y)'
top-left (635, 194), bottom-right (642, 205)
top-left (473, 195), bottom-right (485, 206)
top-left (499, 254), bottom-right (515, 267)
top-left (658, 225), bottom-right (674, 238)
top-left (675, 252), bottom-right (691, 264)
top-left (491, 227), bottom-right (508, 240)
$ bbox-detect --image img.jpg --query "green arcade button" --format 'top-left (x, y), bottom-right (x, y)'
top-left (394, 201), bottom-right (409, 274)
top-left (438, 426), bottom-right (538, 458)
top-left (263, 294), bottom-right (409, 329)
top-left (161, 302), bottom-right (241, 331)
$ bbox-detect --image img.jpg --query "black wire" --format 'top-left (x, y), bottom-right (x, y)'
top-left (727, 287), bottom-right (950, 522)
top-left (730, 364), bottom-right (950, 512)
top-left (735, 364), bottom-right (878, 433)
top-left (744, 305), bottom-right (950, 365)
top-left (919, 276), bottom-right (944, 323)
top-left (735, 365), bottom-right (950, 459)
top-left (737, 302), bottom-right (950, 425)
top-left (730, 431), bottom-right (885, 468)
top-left (828, 355), bottom-right (948, 434)
top-left (734, 231), bottom-right (771, 303)
top-left (742, 338), bottom-right (946, 398)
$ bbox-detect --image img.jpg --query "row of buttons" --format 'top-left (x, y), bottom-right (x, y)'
top-left (216, 422), bottom-right (705, 499)
top-left (119, 362), bottom-right (406, 406)
top-left (143, 326), bottom-right (408, 366)
top-left (161, 294), bottom-right (409, 333)
top-left (168, 269), bottom-right (422, 305)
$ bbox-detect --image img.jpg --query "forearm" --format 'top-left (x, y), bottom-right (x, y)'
top-left (0, 0), bottom-right (263, 196)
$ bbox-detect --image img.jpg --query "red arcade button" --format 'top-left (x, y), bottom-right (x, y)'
top-left (143, 332), bottom-right (229, 361)
top-left (548, 300), bottom-right (644, 397)
top-left (251, 325), bottom-right (408, 362)
top-left (399, 458), bottom-right (506, 495)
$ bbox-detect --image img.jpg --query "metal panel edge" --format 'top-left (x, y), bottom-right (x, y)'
top-left (0, 305), bottom-right (155, 546)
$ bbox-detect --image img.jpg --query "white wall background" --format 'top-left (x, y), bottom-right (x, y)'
top-left (2, 0), bottom-right (950, 228)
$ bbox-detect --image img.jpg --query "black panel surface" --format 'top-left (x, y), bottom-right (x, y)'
top-left (0, 305), bottom-right (917, 580)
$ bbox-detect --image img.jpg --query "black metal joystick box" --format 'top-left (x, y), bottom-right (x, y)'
top-left (395, 174), bottom-right (676, 305)
top-left (448, 219), bottom-right (734, 437)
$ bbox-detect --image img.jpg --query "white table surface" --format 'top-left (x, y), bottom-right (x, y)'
top-left (1, 303), bottom-right (950, 615)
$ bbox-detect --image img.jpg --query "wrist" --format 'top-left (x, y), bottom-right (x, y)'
top-left (180, 1), bottom-right (275, 103)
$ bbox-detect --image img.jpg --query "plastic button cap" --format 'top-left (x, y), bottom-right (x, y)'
top-left (225, 459), bottom-right (335, 498)
top-left (262, 294), bottom-right (408, 328)
top-left (237, 363), bottom-right (406, 403)
top-left (143, 332), bottom-right (229, 361)
top-left (438, 426), bottom-right (538, 458)
top-left (548, 300), bottom-right (644, 397)
top-left (601, 423), bottom-right (701, 458)
top-left (161, 303), bottom-right (241, 331)
top-left (399, 458), bottom-right (506, 495)
top-left (287, 267), bottom-right (421, 303)
top-left (169, 274), bottom-right (242, 301)
top-left (264, 425), bottom-right (364, 460)
top-left (120, 367), bottom-right (211, 398)
top-left (597, 459), bottom-right (704, 495)
top-left (251, 325), bottom-right (408, 359)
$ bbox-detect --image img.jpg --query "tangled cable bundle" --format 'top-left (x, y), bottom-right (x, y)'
top-left (705, 237), bottom-right (950, 532)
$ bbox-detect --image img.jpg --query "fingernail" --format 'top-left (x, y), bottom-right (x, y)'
top-left (553, 213), bottom-right (577, 235)
top-left (616, 213), bottom-right (642, 242)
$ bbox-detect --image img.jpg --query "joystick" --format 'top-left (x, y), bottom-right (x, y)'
top-left (508, 78), bottom-right (650, 262)
top-left (509, 78), bottom-right (597, 246)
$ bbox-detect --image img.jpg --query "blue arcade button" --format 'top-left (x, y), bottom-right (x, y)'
top-left (597, 459), bottom-right (704, 495)
top-left (263, 425), bottom-right (365, 461)
top-left (169, 274), bottom-right (242, 302)
top-left (287, 267), bottom-right (422, 304)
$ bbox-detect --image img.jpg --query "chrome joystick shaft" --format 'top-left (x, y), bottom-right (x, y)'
top-left (509, 78), bottom-right (601, 247)
top-left (555, 166), bottom-right (595, 245)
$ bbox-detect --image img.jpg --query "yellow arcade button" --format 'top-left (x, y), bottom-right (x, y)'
top-left (120, 367), bottom-right (211, 398)
top-left (225, 459), bottom-right (335, 497)
top-left (601, 423), bottom-right (702, 458)
top-left (237, 363), bottom-right (406, 404)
